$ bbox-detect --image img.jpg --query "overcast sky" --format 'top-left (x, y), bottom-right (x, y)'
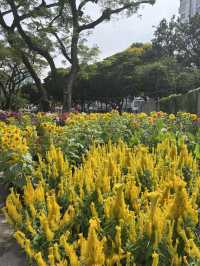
top-left (86, 0), bottom-right (180, 59)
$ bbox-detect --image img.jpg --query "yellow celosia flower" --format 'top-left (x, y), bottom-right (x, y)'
top-left (169, 179), bottom-right (198, 225)
top-left (60, 205), bottom-right (75, 227)
top-left (35, 182), bottom-right (45, 202)
top-left (47, 193), bottom-right (61, 231)
top-left (185, 239), bottom-right (200, 259)
top-left (6, 197), bottom-right (22, 224)
top-left (60, 235), bottom-right (80, 266)
top-left (26, 218), bottom-right (36, 236)
top-left (90, 202), bottom-right (98, 218)
top-left (79, 218), bottom-right (106, 266)
top-left (53, 243), bottom-right (61, 262)
top-left (115, 226), bottom-right (123, 254)
top-left (48, 254), bottom-right (55, 266)
top-left (152, 252), bottom-right (159, 266)
top-left (35, 252), bottom-right (47, 266)
top-left (112, 184), bottom-right (129, 220)
top-left (15, 231), bottom-right (26, 247)
top-left (24, 239), bottom-right (34, 258)
top-left (24, 178), bottom-right (35, 206)
top-left (4, 135), bottom-right (200, 265)
top-left (39, 212), bottom-right (54, 241)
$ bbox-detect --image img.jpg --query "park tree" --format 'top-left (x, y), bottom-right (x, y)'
top-left (152, 16), bottom-right (179, 58)
top-left (0, 0), bottom-right (156, 111)
top-left (134, 57), bottom-right (179, 98)
top-left (175, 69), bottom-right (200, 94)
top-left (44, 68), bottom-right (69, 104)
top-left (44, 40), bottom-right (200, 107)
top-left (72, 43), bottom-right (155, 111)
top-left (176, 15), bottom-right (200, 67)
top-left (0, 43), bottom-right (45, 109)
top-left (44, 43), bottom-right (152, 111)
top-left (152, 14), bottom-right (200, 67)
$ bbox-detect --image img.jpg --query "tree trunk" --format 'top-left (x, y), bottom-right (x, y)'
top-left (21, 53), bottom-right (50, 111)
top-left (62, 0), bottom-right (79, 113)
top-left (63, 68), bottom-right (77, 112)
top-left (4, 96), bottom-right (11, 111)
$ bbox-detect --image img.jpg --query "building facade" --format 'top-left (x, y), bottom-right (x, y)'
top-left (180, 0), bottom-right (200, 22)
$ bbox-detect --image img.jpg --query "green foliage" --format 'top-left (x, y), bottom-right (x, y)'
top-left (160, 88), bottom-right (200, 114)
top-left (152, 14), bottom-right (200, 68)
top-left (0, 151), bottom-right (34, 188)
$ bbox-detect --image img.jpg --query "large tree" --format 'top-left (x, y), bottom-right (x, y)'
top-left (152, 14), bottom-right (200, 67)
top-left (45, 43), bottom-right (155, 110)
top-left (0, 43), bottom-right (45, 109)
top-left (0, 0), bottom-right (156, 111)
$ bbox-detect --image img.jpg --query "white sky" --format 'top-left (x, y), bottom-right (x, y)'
top-left (86, 0), bottom-right (180, 59)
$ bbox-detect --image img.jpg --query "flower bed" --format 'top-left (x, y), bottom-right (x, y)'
top-left (1, 112), bottom-right (200, 265)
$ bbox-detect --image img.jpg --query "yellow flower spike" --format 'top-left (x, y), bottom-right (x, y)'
top-left (35, 252), bottom-right (47, 266)
top-left (14, 231), bottom-right (26, 248)
top-left (127, 183), bottom-right (140, 212)
top-left (54, 243), bottom-right (61, 262)
top-left (48, 254), bottom-right (55, 266)
top-left (113, 184), bottom-right (128, 221)
top-left (183, 256), bottom-right (189, 265)
top-left (47, 193), bottom-right (61, 231)
top-left (152, 252), bottom-right (159, 266)
top-left (90, 202), bottom-right (98, 218)
top-left (115, 226), bottom-right (123, 254)
top-left (25, 239), bottom-right (34, 258)
top-left (5, 197), bottom-right (22, 224)
top-left (146, 219), bottom-right (152, 239)
top-left (97, 189), bottom-right (104, 205)
top-left (35, 182), bottom-right (45, 203)
top-left (169, 179), bottom-right (198, 225)
top-left (60, 235), bottom-right (80, 266)
top-left (26, 218), bottom-right (37, 236)
top-left (9, 189), bottom-right (22, 210)
top-left (60, 205), bottom-right (75, 227)
top-left (58, 178), bottom-right (65, 198)
top-left (79, 218), bottom-right (106, 266)
top-left (39, 212), bottom-right (54, 241)
top-left (48, 247), bottom-right (53, 256)
top-left (185, 239), bottom-right (200, 259)
top-left (29, 203), bottom-right (37, 218)
top-left (24, 178), bottom-right (35, 206)
top-left (52, 163), bottom-right (59, 178)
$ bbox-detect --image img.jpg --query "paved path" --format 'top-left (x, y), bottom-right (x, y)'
top-left (0, 243), bottom-right (27, 266)
top-left (0, 212), bottom-right (27, 266)
top-left (0, 179), bottom-right (27, 266)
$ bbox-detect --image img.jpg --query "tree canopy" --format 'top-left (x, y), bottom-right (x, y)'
top-left (0, 0), bottom-right (156, 111)
top-left (152, 14), bottom-right (200, 67)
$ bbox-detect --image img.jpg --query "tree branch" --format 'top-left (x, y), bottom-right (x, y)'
top-left (52, 32), bottom-right (72, 63)
top-left (19, 1), bottom-right (59, 21)
top-left (0, 80), bottom-right (7, 96)
top-left (79, 0), bottom-right (155, 31)
top-left (78, 0), bottom-right (98, 13)
top-left (0, 11), bottom-right (10, 30)
top-left (48, 1), bottom-right (64, 28)
top-left (8, 0), bottom-right (56, 74)
top-left (1, 4), bottom-right (21, 16)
